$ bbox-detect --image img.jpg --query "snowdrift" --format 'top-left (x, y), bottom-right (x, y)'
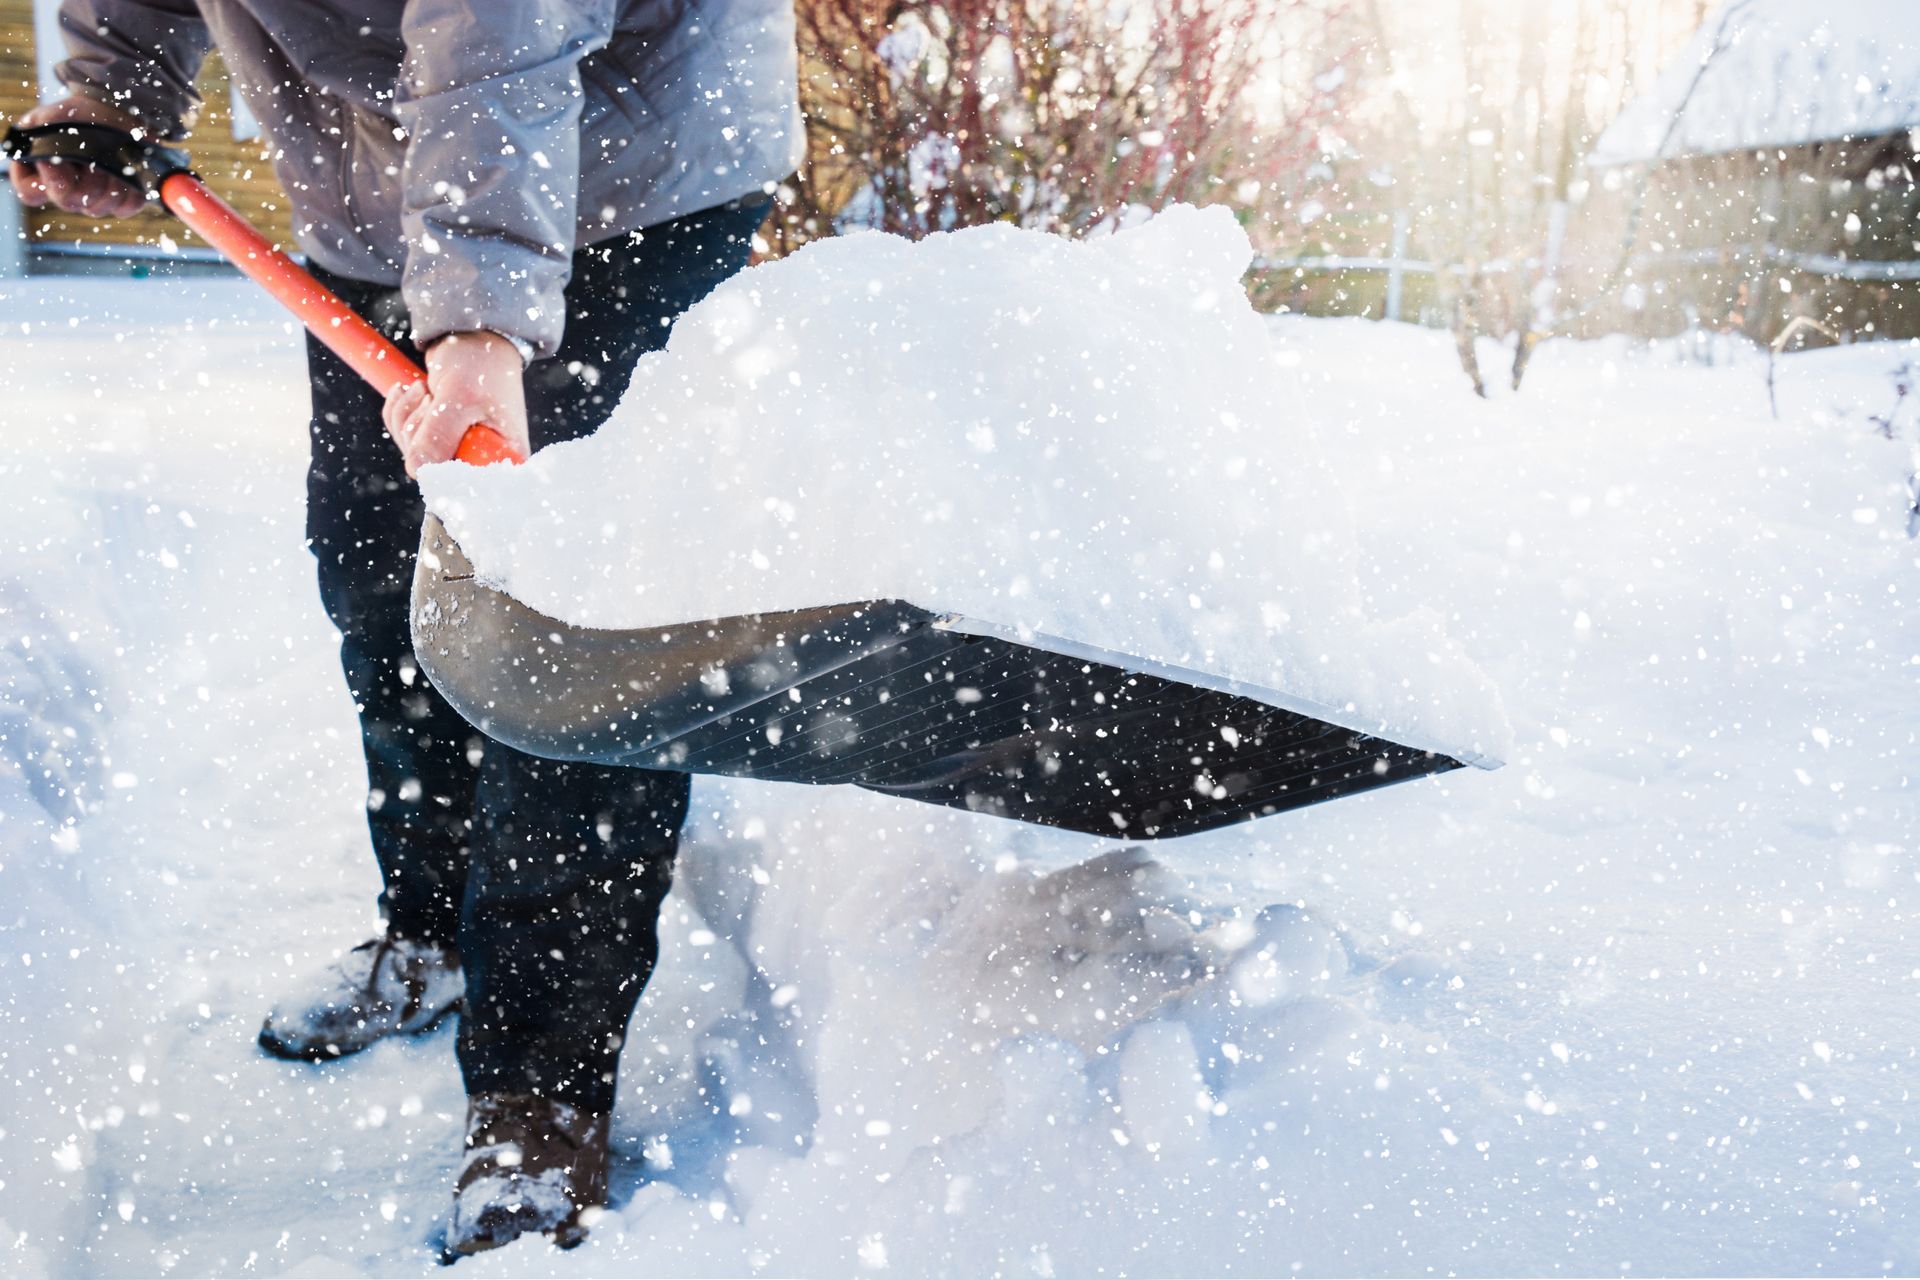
top-left (420, 206), bottom-right (1510, 763)
top-left (4, 275), bottom-right (1917, 1276)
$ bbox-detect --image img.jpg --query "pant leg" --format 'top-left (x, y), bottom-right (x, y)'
top-left (456, 198), bottom-right (772, 1111)
top-left (304, 275), bottom-right (479, 944)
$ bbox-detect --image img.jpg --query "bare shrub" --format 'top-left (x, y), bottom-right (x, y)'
top-left (767, 0), bottom-right (1360, 252)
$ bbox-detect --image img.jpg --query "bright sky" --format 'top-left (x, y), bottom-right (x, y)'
top-left (1365, 0), bottom-right (1711, 137)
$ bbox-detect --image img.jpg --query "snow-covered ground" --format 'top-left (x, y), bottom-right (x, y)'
top-left (1, 275), bottom-right (1916, 1277)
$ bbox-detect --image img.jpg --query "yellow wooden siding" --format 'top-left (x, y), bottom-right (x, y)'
top-left (1, 2), bottom-right (295, 252)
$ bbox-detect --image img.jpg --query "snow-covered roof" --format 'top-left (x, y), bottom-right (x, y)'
top-left (1591, 0), bottom-right (1920, 166)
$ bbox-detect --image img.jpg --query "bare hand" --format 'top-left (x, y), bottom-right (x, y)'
top-left (383, 332), bottom-right (533, 476)
top-left (8, 97), bottom-right (150, 219)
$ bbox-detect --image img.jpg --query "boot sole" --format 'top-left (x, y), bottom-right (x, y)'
top-left (256, 1000), bottom-right (460, 1062)
top-left (438, 1210), bottom-right (592, 1263)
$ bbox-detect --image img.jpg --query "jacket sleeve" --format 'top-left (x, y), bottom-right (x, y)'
top-left (54, 0), bottom-right (213, 140)
top-left (394, 0), bottom-right (615, 360)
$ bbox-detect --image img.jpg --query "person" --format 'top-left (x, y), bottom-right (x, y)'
top-left (9, 0), bottom-right (801, 1256)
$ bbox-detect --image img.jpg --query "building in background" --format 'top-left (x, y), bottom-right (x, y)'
top-left (1, 0), bottom-right (292, 276)
top-left (1584, 0), bottom-right (1920, 340)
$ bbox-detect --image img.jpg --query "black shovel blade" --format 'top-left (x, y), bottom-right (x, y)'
top-left (411, 515), bottom-right (1471, 839)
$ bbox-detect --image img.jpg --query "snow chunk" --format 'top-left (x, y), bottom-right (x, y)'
top-left (422, 206), bottom-right (1507, 760)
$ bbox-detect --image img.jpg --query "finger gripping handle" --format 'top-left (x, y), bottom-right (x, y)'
top-left (1, 123), bottom-right (192, 197)
top-left (454, 425), bottom-right (527, 467)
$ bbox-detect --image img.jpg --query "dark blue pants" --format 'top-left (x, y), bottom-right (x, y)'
top-left (303, 199), bottom-right (768, 1111)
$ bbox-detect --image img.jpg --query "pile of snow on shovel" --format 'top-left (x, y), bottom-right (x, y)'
top-left (423, 205), bottom-right (1508, 761)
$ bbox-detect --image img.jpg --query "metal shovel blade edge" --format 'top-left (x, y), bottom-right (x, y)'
top-left (410, 514), bottom-right (1472, 839)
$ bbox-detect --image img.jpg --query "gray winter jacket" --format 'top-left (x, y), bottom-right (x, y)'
top-left (56, 0), bottom-right (803, 357)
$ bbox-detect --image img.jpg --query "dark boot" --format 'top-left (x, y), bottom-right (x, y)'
top-left (444, 1092), bottom-right (611, 1257)
top-left (257, 933), bottom-right (463, 1061)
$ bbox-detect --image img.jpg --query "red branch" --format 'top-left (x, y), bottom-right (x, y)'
top-left (769, 0), bottom-right (1359, 252)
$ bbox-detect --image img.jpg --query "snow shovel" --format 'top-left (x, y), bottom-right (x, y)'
top-left (5, 123), bottom-right (1489, 840)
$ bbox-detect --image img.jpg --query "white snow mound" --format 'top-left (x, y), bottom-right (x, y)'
top-left (421, 205), bottom-right (1508, 760)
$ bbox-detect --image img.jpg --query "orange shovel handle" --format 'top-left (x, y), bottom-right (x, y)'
top-left (156, 173), bottom-right (524, 468)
